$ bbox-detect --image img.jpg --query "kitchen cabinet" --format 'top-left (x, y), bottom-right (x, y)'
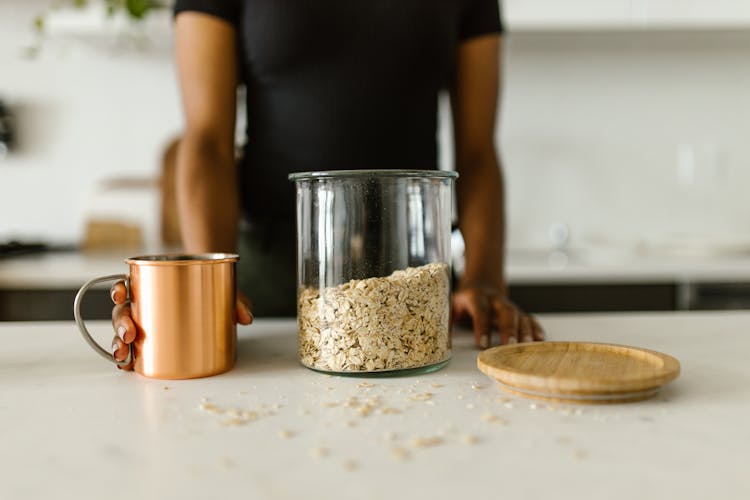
top-left (504, 0), bottom-right (750, 31)
top-left (510, 282), bottom-right (677, 312)
top-left (1, 313), bottom-right (748, 499)
top-left (0, 252), bottom-right (123, 321)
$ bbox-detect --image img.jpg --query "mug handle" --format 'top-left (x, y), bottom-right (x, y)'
top-left (74, 274), bottom-right (132, 367)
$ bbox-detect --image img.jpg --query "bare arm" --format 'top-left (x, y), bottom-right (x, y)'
top-left (451, 34), bottom-right (505, 293)
top-left (174, 12), bottom-right (239, 253)
top-left (449, 34), bottom-right (543, 347)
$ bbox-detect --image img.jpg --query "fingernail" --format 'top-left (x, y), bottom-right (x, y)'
top-left (507, 336), bottom-right (517, 344)
top-left (112, 342), bottom-right (120, 358)
top-left (117, 325), bottom-right (127, 341)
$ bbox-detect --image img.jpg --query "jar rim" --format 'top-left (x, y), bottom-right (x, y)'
top-left (288, 169), bottom-right (458, 182)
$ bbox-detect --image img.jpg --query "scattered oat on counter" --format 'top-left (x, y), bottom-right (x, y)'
top-left (379, 407), bottom-right (402, 415)
top-left (198, 401), bottom-right (267, 426)
top-left (481, 414), bottom-right (509, 425)
top-left (471, 383), bottom-right (484, 390)
top-left (309, 447), bottom-right (329, 459)
top-left (431, 383), bottom-right (444, 389)
top-left (277, 429), bottom-right (295, 439)
top-left (342, 459), bottom-right (359, 471)
top-left (460, 434), bottom-right (480, 446)
top-left (390, 447), bottom-right (411, 461)
top-left (162, 386), bottom-right (171, 391)
top-left (408, 436), bottom-right (444, 448)
top-left (573, 449), bottom-right (589, 460)
top-left (339, 395), bottom-right (381, 417)
top-left (199, 402), bottom-right (221, 414)
top-left (357, 382), bottom-right (375, 388)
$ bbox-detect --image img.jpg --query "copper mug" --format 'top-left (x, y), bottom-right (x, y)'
top-left (74, 253), bottom-right (239, 379)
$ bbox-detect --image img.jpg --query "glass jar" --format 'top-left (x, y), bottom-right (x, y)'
top-left (289, 169), bottom-right (457, 375)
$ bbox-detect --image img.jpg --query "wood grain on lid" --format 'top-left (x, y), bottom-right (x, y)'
top-left (477, 342), bottom-right (680, 403)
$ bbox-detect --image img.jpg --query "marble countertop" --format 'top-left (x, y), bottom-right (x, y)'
top-left (1, 312), bottom-right (748, 499)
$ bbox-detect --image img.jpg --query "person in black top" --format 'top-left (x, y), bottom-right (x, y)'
top-left (110, 0), bottom-right (544, 369)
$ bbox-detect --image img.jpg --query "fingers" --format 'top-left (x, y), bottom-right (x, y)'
top-left (456, 287), bottom-right (545, 347)
top-left (531, 316), bottom-right (546, 341)
top-left (466, 291), bottom-right (492, 349)
top-left (112, 302), bottom-right (136, 344)
top-left (110, 281), bottom-right (128, 305)
top-left (111, 292), bottom-right (136, 371)
top-left (493, 299), bottom-right (520, 346)
top-left (519, 315), bottom-right (534, 343)
top-left (452, 289), bottom-right (505, 349)
top-left (236, 295), bottom-right (254, 325)
top-left (111, 337), bottom-right (134, 371)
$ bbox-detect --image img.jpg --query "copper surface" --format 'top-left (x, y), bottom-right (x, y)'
top-left (125, 254), bottom-right (238, 379)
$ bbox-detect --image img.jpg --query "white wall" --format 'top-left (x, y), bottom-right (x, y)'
top-left (1, 1), bottom-right (749, 253)
top-left (500, 30), bottom-right (750, 251)
top-left (0, 0), bottom-right (182, 244)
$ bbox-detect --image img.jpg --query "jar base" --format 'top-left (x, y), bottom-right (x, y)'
top-left (301, 358), bottom-right (450, 378)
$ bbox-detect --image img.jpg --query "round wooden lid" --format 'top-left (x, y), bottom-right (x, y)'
top-left (477, 342), bottom-right (680, 404)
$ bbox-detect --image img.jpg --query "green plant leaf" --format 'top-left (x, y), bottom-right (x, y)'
top-left (125, 0), bottom-right (151, 19)
top-left (33, 15), bottom-right (45, 33)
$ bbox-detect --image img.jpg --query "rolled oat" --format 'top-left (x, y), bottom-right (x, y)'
top-left (297, 262), bottom-right (450, 373)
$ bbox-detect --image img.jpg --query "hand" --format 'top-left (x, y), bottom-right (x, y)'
top-left (451, 286), bottom-right (544, 349)
top-left (109, 281), bottom-right (254, 371)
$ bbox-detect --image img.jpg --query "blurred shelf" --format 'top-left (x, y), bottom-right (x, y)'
top-left (504, 0), bottom-right (750, 32)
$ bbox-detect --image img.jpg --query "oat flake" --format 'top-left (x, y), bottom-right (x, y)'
top-left (297, 263), bottom-right (450, 372)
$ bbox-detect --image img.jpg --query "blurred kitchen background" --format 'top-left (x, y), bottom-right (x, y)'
top-left (1, 0), bottom-right (750, 319)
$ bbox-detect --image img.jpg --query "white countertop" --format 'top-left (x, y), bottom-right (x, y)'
top-left (506, 249), bottom-right (750, 284)
top-left (3, 250), bottom-right (750, 290)
top-left (2, 312), bottom-right (749, 500)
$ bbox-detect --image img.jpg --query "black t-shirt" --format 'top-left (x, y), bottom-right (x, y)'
top-left (174, 0), bottom-right (502, 222)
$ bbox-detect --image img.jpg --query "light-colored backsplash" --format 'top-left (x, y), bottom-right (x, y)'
top-left (1, 1), bottom-right (749, 254)
top-left (498, 30), bottom-right (750, 252)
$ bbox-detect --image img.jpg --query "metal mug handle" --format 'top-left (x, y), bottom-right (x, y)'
top-left (74, 274), bottom-right (132, 367)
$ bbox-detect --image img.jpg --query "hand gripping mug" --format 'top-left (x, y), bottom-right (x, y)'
top-left (74, 253), bottom-right (239, 379)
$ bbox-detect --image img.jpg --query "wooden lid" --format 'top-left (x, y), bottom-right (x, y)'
top-left (477, 342), bottom-right (680, 404)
